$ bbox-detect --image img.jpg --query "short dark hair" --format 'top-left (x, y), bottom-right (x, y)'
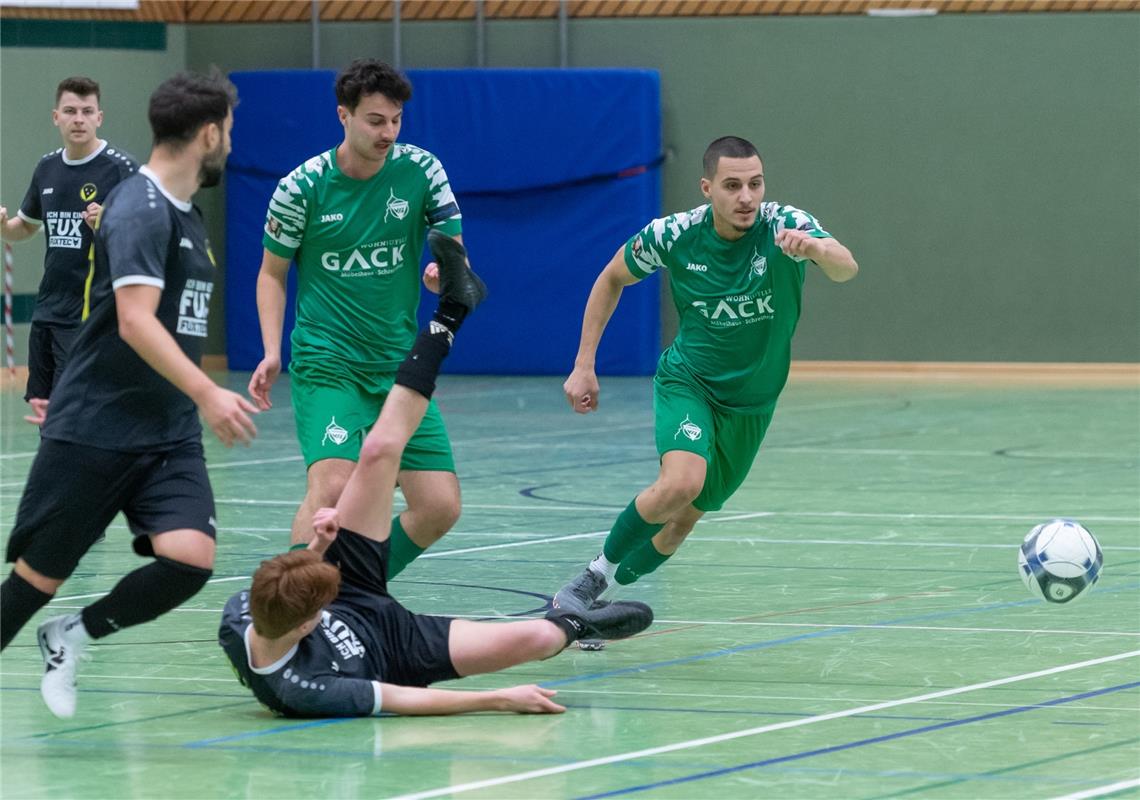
top-left (250, 550), bottom-right (341, 640)
top-left (335, 59), bottom-right (412, 112)
top-left (703, 136), bottom-right (762, 178)
top-left (56, 76), bottom-right (100, 105)
top-left (148, 69), bottom-right (238, 149)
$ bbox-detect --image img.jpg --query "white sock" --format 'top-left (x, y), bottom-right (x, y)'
top-left (61, 614), bottom-right (92, 647)
top-left (589, 553), bottom-right (619, 584)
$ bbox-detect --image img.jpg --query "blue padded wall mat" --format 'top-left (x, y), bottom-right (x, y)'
top-left (225, 68), bottom-right (661, 375)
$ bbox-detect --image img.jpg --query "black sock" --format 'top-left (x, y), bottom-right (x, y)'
top-left (81, 557), bottom-right (211, 639)
top-left (0, 572), bottom-right (54, 650)
top-left (434, 299), bottom-right (468, 336)
top-left (544, 608), bottom-right (586, 645)
top-left (395, 331), bottom-right (451, 400)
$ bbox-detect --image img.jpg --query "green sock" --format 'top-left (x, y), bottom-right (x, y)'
top-left (602, 499), bottom-right (664, 564)
top-left (386, 516), bottom-right (424, 579)
top-left (615, 540), bottom-right (672, 586)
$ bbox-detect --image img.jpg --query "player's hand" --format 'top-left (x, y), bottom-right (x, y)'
top-left (422, 262), bottom-right (441, 294)
top-left (82, 202), bottom-right (102, 229)
top-left (248, 355), bottom-right (281, 410)
top-left (23, 397), bottom-right (49, 426)
top-left (200, 385), bottom-right (259, 447)
top-left (775, 228), bottom-right (822, 261)
top-left (563, 366), bottom-right (600, 414)
top-left (312, 507), bottom-right (340, 544)
top-left (494, 685), bottom-right (565, 714)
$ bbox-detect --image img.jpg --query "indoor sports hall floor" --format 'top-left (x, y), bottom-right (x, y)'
top-left (1, 370), bottom-right (1138, 800)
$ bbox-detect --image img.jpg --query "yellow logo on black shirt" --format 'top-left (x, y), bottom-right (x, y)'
top-left (80, 183), bottom-right (97, 202)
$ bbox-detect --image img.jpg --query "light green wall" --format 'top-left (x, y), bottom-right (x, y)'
top-left (2, 13), bottom-right (1136, 364)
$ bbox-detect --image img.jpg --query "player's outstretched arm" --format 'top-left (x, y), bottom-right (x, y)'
top-left (116, 284), bottom-right (259, 447)
top-left (775, 230), bottom-right (859, 282)
top-left (379, 682), bottom-right (565, 716)
top-left (564, 246), bottom-right (641, 414)
top-left (248, 250), bottom-right (292, 409)
top-left (0, 206), bottom-right (41, 242)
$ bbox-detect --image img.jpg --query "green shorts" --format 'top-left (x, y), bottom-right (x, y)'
top-left (290, 365), bottom-right (455, 472)
top-left (653, 376), bottom-right (772, 512)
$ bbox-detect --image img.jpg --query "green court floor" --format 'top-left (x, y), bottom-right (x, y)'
top-left (1, 373), bottom-right (1138, 800)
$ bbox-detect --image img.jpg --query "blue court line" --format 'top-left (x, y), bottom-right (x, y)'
top-left (1, 686), bottom-right (250, 700)
top-left (185, 717), bottom-right (351, 746)
top-left (574, 680), bottom-right (1140, 799)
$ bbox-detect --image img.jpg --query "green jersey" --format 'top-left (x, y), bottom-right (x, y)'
top-left (625, 201), bottom-right (831, 415)
top-left (263, 144), bottom-right (463, 375)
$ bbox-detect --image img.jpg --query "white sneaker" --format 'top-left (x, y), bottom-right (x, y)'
top-left (37, 615), bottom-right (88, 718)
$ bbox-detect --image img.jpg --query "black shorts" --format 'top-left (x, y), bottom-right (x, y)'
top-left (326, 529), bottom-right (458, 686)
top-left (24, 322), bottom-right (78, 402)
top-left (6, 438), bottom-right (216, 580)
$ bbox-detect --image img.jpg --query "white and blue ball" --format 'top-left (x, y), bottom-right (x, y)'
top-left (1018, 519), bottom-right (1103, 604)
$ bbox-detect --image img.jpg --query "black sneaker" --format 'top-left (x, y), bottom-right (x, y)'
top-left (428, 229), bottom-right (488, 313)
top-left (547, 599), bottom-right (653, 642)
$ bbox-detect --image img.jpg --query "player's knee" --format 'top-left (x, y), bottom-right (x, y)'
top-left (154, 556), bottom-right (213, 600)
top-left (427, 493), bottom-right (461, 534)
top-left (657, 475), bottom-right (704, 508)
top-left (358, 433), bottom-right (402, 470)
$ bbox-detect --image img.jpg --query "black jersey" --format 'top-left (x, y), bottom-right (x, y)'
top-left (219, 590), bottom-right (384, 718)
top-left (41, 167), bottom-right (216, 451)
top-left (18, 142), bottom-right (138, 326)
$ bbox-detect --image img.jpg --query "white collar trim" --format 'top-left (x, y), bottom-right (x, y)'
top-left (244, 624), bottom-right (298, 675)
top-left (139, 165), bottom-right (193, 212)
top-left (62, 140), bottom-right (107, 166)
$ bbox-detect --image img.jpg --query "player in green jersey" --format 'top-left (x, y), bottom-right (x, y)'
top-left (248, 59), bottom-right (469, 578)
top-left (553, 136), bottom-right (859, 625)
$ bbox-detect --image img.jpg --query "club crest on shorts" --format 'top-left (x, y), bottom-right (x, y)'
top-left (322, 417), bottom-right (348, 446)
top-left (674, 414), bottom-right (702, 441)
top-left (385, 188), bottom-right (409, 222)
top-left (751, 248), bottom-right (767, 278)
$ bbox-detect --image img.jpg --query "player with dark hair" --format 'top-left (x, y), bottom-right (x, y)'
top-left (554, 136), bottom-right (859, 637)
top-left (0, 76), bottom-right (138, 424)
top-left (248, 58), bottom-right (468, 578)
top-left (222, 234), bottom-right (653, 717)
top-left (0, 71), bottom-right (258, 719)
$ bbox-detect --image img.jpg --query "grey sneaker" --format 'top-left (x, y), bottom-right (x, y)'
top-left (547, 600), bottom-right (653, 642)
top-left (428, 229), bottom-right (488, 313)
top-left (552, 566), bottom-right (609, 614)
top-left (37, 615), bottom-right (87, 719)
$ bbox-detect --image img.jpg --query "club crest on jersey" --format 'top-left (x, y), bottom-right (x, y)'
top-left (79, 183), bottom-right (97, 202)
top-left (322, 417), bottom-right (348, 446)
top-left (385, 188), bottom-right (409, 222)
top-left (751, 248), bottom-right (767, 278)
top-left (674, 414), bottom-right (702, 442)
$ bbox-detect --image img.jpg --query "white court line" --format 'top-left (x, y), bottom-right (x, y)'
top-left (387, 649), bottom-right (1140, 800)
top-left (442, 614), bottom-right (1140, 638)
top-left (418, 529), bottom-right (608, 558)
top-left (1049, 778), bottom-right (1140, 800)
top-left (207, 455), bottom-right (302, 470)
top-left (712, 511), bottom-right (1140, 524)
top-left (0, 451), bottom-right (36, 460)
top-left (50, 576), bottom-right (250, 603)
top-left (765, 446), bottom-right (1136, 460)
top-left (680, 535), bottom-right (1140, 551)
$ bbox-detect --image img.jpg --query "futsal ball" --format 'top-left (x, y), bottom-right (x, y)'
top-left (1018, 519), bottom-right (1103, 604)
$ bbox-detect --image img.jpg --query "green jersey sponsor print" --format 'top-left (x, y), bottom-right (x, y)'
top-left (263, 144), bottom-right (462, 374)
top-left (625, 202), bottom-right (831, 414)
